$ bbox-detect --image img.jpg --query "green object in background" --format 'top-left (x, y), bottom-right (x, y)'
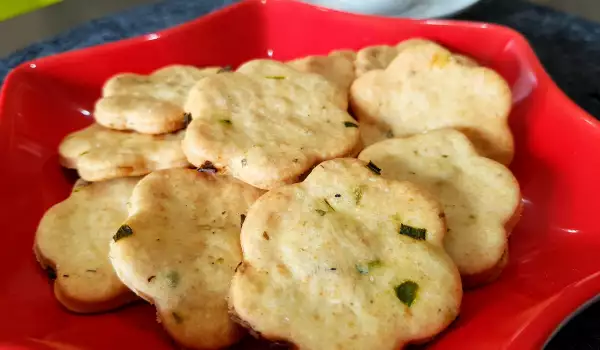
top-left (0, 0), bottom-right (62, 22)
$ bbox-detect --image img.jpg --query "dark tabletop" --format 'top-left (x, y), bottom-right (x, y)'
top-left (0, 0), bottom-right (599, 348)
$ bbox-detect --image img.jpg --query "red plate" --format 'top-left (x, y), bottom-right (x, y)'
top-left (1, 0), bottom-right (600, 349)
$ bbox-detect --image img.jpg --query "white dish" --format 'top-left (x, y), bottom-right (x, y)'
top-left (301, 0), bottom-right (483, 19)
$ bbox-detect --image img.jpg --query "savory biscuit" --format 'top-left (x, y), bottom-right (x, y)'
top-left (355, 38), bottom-right (477, 77)
top-left (109, 168), bottom-right (264, 350)
top-left (230, 158), bottom-right (462, 350)
top-left (288, 49), bottom-right (356, 94)
top-left (34, 177), bottom-right (140, 313)
top-left (359, 129), bottom-right (521, 287)
top-left (58, 123), bottom-right (189, 182)
top-left (94, 65), bottom-right (220, 134)
top-left (183, 60), bottom-right (360, 190)
top-left (350, 40), bottom-right (513, 164)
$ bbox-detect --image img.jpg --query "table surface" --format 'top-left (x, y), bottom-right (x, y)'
top-left (1, 0), bottom-right (600, 57)
top-left (1, 0), bottom-right (600, 349)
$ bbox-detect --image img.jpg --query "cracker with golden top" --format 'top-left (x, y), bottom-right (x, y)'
top-left (230, 158), bottom-right (462, 350)
top-left (359, 129), bottom-right (521, 286)
top-left (355, 38), bottom-right (477, 77)
top-left (109, 168), bottom-right (264, 350)
top-left (34, 177), bottom-right (140, 313)
top-left (58, 123), bottom-right (188, 182)
top-left (350, 40), bottom-right (513, 164)
top-left (94, 65), bottom-right (220, 134)
top-left (183, 59), bottom-right (360, 190)
top-left (288, 49), bottom-right (356, 94)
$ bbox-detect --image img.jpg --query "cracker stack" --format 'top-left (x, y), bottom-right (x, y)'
top-left (34, 39), bottom-right (523, 350)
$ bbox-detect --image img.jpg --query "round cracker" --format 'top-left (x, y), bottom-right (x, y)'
top-left (109, 168), bottom-right (264, 349)
top-left (230, 158), bottom-right (462, 350)
top-left (350, 40), bottom-right (513, 164)
top-left (34, 177), bottom-right (141, 313)
top-left (287, 49), bottom-right (356, 94)
top-left (182, 59), bottom-right (360, 190)
top-left (95, 65), bottom-right (220, 134)
top-left (359, 129), bottom-right (521, 287)
top-left (58, 123), bottom-right (189, 182)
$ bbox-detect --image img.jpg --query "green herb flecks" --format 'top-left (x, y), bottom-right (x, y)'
top-left (399, 224), bottom-right (427, 241)
top-left (355, 259), bottom-right (382, 275)
top-left (240, 214), bottom-right (246, 227)
top-left (241, 158), bottom-right (247, 167)
top-left (166, 271), bottom-right (180, 288)
top-left (315, 209), bottom-right (327, 216)
top-left (79, 150), bottom-right (90, 156)
top-left (172, 311), bottom-right (183, 324)
top-left (395, 281), bottom-right (419, 307)
top-left (315, 198), bottom-right (335, 216)
top-left (386, 130), bottom-right (394, 138)
top-left (113, 224), bottom-right (133, 242)
top-left (323, 199), bottom-right (335, 212)
top-left (366, 161), bottom-right (381, 175)
top-left (344, 121), bottom-right (358, 128)
top-left (353, 185), bottom-right (366, 205)
top-left (265, 75), bottom-right (285, 80)
top-left (217, 65), bottom-right (233, 73)
top-left (219, 119), bottom-right (232, 125)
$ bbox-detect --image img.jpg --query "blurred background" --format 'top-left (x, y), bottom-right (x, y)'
top-left (0, 0), bottom-right (599, 57)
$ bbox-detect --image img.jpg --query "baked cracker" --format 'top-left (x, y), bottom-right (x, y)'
top-left (109, 168), bottom-right (264, 350)
top-left (230, 158), bottom-right (462, 350)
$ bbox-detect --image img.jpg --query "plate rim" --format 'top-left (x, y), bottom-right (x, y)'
top-left (1, 0), bottom-right (600, 348)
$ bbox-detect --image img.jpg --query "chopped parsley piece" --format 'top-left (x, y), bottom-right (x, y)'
top-left (265, 75), bottom-right (285, 80)
top-left (113, 224), bottom-right (133, 242)
top-left (399, 224), bottom-right (427, 240)
top-left (86, 269), bottom-right (97, 273)
top-left (335, 194), bottom-right (341, 198)
top-left (395, 281), bottom-right (419, 307)
top-left (219, 119), bottom-right (232, 125)
top-left (79, 150), bottom-right (90, 156)
top-left (197, 161), bottom-right (218, 173)
top-left (183, 113), bottom-right (192, 127)
top-left (217, 65), bottom-right (233, 73)
top-left (366, 161), bottom-right (381, 175)
top-left (344, 121), bottom-right (358, 128)
top-left (323, 199), bottom-right (335, 212)
top-left (240, 214), bottom-right (246, 227)
top-left (147, 275), bottom-right (156, 282)
top-left (356, 259), bottom-right (382, 275)
top-left (353, 185), bottom-right (366, 205)
top-left (166, 271), bottom-right (180, 288)
top-left (315, 209), bottom-right (327, 216)
top-left (241, 158), bottom-right (247, 167)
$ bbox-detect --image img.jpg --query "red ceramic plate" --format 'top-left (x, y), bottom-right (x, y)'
top-left (1, 0), bottom-right (600, 349)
